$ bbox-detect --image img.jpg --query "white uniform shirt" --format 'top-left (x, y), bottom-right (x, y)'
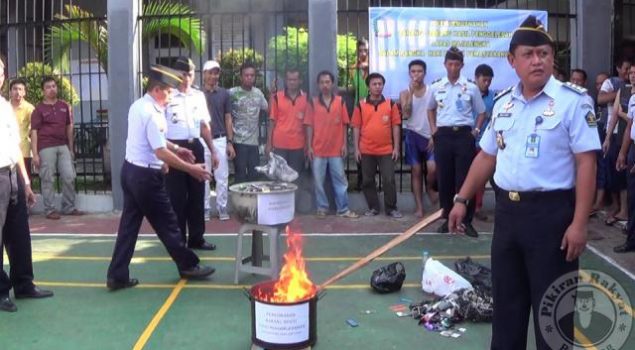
top-left (125, 94), bottom-right (168, 168)
top-left (427, 76), bottom-right (486, 127)
top-left (480, 76), bottom-right (601, 191)
top-left (404, 87), bottom-right (433, 138)
top-left (165, 88), bottom-right (211, 140)
top-left (0, 97), bottom-right (22, 168)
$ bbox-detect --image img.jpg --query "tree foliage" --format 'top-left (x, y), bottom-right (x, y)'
top-left (267, 26), bottom-right (358, 87)
top-left (16, 62), bottom-right (80, 106)
top-left (46, 1), bottom-right (206, 73)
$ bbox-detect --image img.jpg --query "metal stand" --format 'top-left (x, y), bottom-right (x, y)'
top-left (234, 223), bottom-right (283, 284)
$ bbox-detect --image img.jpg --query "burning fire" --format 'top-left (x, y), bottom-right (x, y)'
top-left (257, 226), bottom-right (316, 303)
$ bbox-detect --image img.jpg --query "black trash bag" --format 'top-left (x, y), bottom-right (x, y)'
top-left (455, 257), bottom-right (492, 292)
top-left (370, 262), bottom-right (406, 293)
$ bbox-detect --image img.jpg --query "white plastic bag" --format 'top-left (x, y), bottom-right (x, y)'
top-left (421, 258), bottom-right (473, 297)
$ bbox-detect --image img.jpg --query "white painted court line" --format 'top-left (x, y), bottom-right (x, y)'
top-left (586, 244), bottom-right (635, 281)
top-left (31, 231), bottom-right (493, 237)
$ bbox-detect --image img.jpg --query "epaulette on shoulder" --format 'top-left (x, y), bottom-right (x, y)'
top-left (467, 78), bottom-right (476, 84)
top-left (431, 78), bottom-right (442, 85)
top-left (563, 81), bottom-right (587, 95)
top-left (494, 86), bottom-right (513, 102)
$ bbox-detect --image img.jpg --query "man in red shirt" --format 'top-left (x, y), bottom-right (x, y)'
top-left (31, 77), bottom-right (83, 220)
top-left (266, 69), bottom-right (308, 174)
top-left (352, 73), bottom-right (402, 218)
top-left (305, 71), bottom-right (358, 218)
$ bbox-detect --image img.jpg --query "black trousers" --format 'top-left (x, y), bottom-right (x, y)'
top-left (166, 139), bottom-right (205, 246)
top-left (491, 188), bottom-right (577, 350)
top-left (0, 174), bottom-right (35, 297)
top-left (274, 148), bottom-right (305, 175)
top-left (234, 143), bottom-right (260, 183)
top-left (107, 162), bottom-right (199, 282)
top-left (433, 127), bottom-right (476, 222)
top-left (625, 145), bottom-right (635, 246)
top-left (361, 154), bottom-right (397, 213)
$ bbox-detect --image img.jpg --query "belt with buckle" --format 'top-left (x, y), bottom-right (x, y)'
top-left (126, 159), bottom-right (163, 170)
top-left (213, 133), bottom-right (227, 139)
top-left (497, 188), bottom-right (574, 203)
top-left (438, 125), bottom-right (471, 133)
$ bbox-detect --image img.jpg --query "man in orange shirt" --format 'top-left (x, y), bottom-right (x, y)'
top-left (266, 69), bottom-right (308, 174)
top-left (306, 71), bottom-right (358, 218)
top-left (352, 73), bottom-right (402, 218)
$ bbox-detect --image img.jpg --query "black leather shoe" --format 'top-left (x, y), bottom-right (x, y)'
top-left (180, 265), bottom-right (215, 279)
top-left (189, 241), bottom-right (216, 251)
top-left (464, 223), bottom-right (479, 238)
top-left (106, 278), bottom-right (139, 291)
top-left (14, 286), bottom-right (54, 299)
top-left (438, 221), bottom-right (449, 233)
top-left (0, 296), bottom-right (17, 312)
top-left (614, 243), bottom-right (635, 253)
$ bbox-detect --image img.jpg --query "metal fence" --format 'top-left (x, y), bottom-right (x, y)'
top-left (338, 0), bottom-right (578, 192)
top-left (1, 0), bottom-right (110, 193)
top-left (2, 0), bottom-right (579, 195)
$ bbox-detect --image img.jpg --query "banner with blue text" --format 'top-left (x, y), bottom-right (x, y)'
top-left (369, 7), bottom-right (548, 98)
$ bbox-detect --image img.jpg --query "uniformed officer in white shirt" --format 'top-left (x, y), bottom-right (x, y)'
top-left (449, 16), bottom-right (600, 349)
top-left (427, 46), bottom-right (486, 237)
top-left (107, 64), bottom-right (215, 291)
top-left (165, 57), bottom-right (218, 251)
top-left (0, 57), bottom-right (53, 312)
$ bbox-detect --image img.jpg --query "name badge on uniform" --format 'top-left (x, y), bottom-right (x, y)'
top-left (455, 98), bottom-right (464, 112)
top-left (496, 112), bottom-right (512, 118)
top-left (525, 133), bottom-right (540, 158)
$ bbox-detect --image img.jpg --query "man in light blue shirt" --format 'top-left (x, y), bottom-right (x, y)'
top-left (449, 16), bottom-right (600, 350)
top-left (427, 46), bottom-right (486, 237)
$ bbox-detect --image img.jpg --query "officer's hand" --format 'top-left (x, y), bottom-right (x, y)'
top-left (188, 163), bottom-right (212, 182)
top-left (355, 148), bottom-right (362, 162)
top-left (602, 139), bottom-right (610, 157)
top-left (227, 143), bottom-right (236, 160)
top-left (161, 163), bottom-right (169, 175)
top-left (32, 154), bottom-right (40, 169)
top-left (617, 152), bottom-right (627, 171)
top-left (561, 223), bottom-right (587, 262)
top-left (391, 147), bottom-right (400, 161)
top-left (448, 203), bottom-right (467, 234)
top-left (25, 185), bottom-right (36, 208)
top-left (471, 129), bottom-right (479, 138)
top-left (176, 148), bottom-right (196, 163)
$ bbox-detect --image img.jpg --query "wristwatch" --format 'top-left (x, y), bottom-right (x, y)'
top-left (226, 139), bottom-right (233, 145)
top-left (453, 194), bottom-right (469, 205)
top-left (173, 144), bottom-right (180, 152)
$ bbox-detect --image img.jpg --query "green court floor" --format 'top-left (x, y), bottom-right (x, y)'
top-left (1, 233), bottom-right (634, 350)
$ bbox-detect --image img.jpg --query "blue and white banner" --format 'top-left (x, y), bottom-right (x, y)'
top-left (369, 7), bottom-right (548, 98)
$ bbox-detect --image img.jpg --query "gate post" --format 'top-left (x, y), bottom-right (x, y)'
top-left (308, 0), bottom-right (337, 94)
top-left (107, 0), bottom-right (142, 210)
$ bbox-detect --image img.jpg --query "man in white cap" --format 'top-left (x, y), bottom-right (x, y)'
top-left (202, 60), bottom-right (235, 221)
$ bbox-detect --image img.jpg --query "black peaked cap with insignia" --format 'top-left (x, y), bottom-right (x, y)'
top-left (148, 64), bottom-right (183, 88)
top-left (173, 56), bottom-right (196, 72)
top-left (509, 15), bottom-right (554, 51)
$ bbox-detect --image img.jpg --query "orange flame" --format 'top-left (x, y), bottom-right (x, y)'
top-left (256, 226), bottom-right (316, 303)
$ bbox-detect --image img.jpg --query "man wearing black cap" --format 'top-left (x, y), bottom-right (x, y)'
top-left (449, 16), bottom-right (600, 349)
top-left (106, 64), bottom-right (216, 290)
top-left (165, 56), bottom-right (218, 251)
top-left (427, 46), bottom-right (486, 237)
